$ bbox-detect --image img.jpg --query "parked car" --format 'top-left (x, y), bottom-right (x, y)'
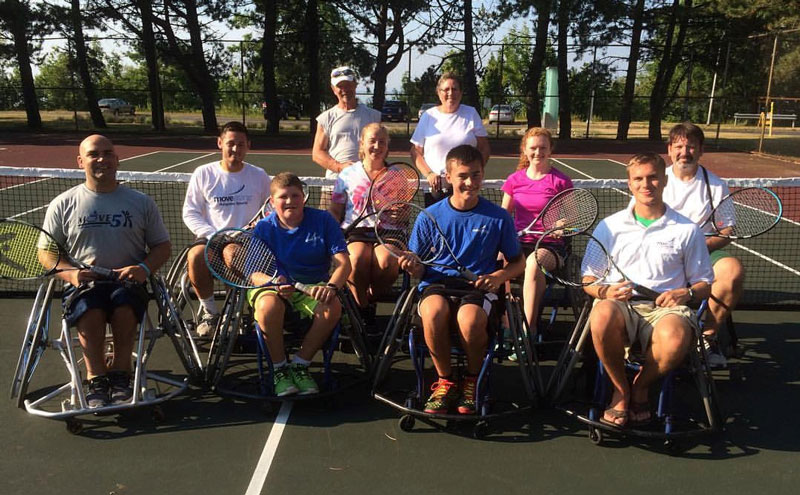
top-left (98, 98), bottom-right (135, 116)
top-left (381, 100), bottom-right (410, 122)
top-left (262, 97), bottom-right (302, 120)
top-left (488, 104), bottom-right (514, 123)
top-left (417, 103), bottom-right (437, 120)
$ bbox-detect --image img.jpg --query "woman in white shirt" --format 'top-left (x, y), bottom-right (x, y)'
top-left (410, 72), bottom-right (490, 205)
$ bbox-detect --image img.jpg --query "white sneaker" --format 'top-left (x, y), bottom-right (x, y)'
top-left (196, 311), bottom-right (220, 337)
top-left (703, 334), bottom-right (728, 369)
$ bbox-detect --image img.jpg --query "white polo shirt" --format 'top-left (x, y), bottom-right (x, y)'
top-left (663, 165), bottom-right (730, 234)
top-left (582, 205), bottom-right (713, 296)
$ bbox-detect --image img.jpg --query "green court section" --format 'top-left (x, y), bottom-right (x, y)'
top-left (2, 295), bottom-right (798, 495)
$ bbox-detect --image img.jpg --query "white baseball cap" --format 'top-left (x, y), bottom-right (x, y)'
top-left (330, 66), bottom-right (357, 86)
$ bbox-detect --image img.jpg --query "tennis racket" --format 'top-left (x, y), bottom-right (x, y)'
top-left (343, 162), bottom-right (420, 236)
top-left (203, 227), bottom-right (310, 293)
top-left (517, 188), bottom-right (598, 239)
top-left (535, 229), bottom-right (661, 300)
top-left (700, 187), bottom-right (782, 239)
top-left (373, 201), bottom-right (478, 281)
top-left (0, 219), bottom-right (116, 281)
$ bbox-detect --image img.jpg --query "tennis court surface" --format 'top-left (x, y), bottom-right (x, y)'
top-left (2, 150), bottom-right (799, 494)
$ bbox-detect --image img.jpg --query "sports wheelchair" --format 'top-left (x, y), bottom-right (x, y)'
top-left (548, 297), bottom-right (724, 450)
top-left (371, 280), bottom-right (541, 438)
top-left (9, 275), bottom-right (204, 434)
top-left (203, 284), bottom-right (373, 408)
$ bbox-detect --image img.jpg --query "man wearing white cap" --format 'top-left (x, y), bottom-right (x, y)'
top-left (312, 66), bottom-right (382, 179)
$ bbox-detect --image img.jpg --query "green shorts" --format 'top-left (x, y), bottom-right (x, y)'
top-left (709, 249), bottom-right (733, 266)
top-left (247, 283), bottom-right (325, 319)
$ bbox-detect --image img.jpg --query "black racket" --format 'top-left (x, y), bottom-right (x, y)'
top-left (535, 229), bottom-right (660, 300)
top-left (343, 162), bottom-right (420, 236)
top-left (0, 219), bottom-right (116, 281)
top-left (203, 228), bottom-right (310, 293)
top-left (373, 201), bottom-right (478, 281)
top-left (700, 187), bottom-right (782, 239)
top-left (517, 188), bottom-right (598, 239)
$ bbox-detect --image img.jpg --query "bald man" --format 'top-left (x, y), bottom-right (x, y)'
top-left (40, 135), bottom-right (171, 408)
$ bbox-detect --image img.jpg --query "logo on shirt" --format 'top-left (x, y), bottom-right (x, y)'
top-left (305, 232), bottom-right (321, 244)
top-left (212, 184), bottom-right (253, 205)
top-left (472, 225), bottom-right (490, 235)
top-left (77, 210), bottom-right (133, 229)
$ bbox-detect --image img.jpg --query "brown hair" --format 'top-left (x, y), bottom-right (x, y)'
top-left (358, 123), bottom-right (390, 161)
top-left (270, 171), bottom-right (305, 195)
top-left (219, 121), bottom-right (250, 140)
top-left (668, 122), bottom-right (704, 147)
top-left (626, 153), bottom-right (666, 177)
top-left (437, 72), bottom-right (462, 91)
top-left (516, 127), bottom-right (554, 170)
top-left (445, 144), bottom-right (484, 172)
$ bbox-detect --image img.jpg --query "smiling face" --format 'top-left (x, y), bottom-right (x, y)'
top-left (77, 135), bottom-right (119, 190)
top-left (437, 77), bottom-right (462, 113)
top-left (446, 159), bottom-right (484, 206)
top-left (627, 160), bottom-right (667, 210)
top-left (271, 184), bottom-right (305, 227)
top-left (523, 134), bottom-right (552, 170)
top-left (217, 130), bottom-right (250, 172)
top-left (359, 125), bottom-right (389, 165)
top-left (332, 80), bottom-right (357, 109)
top-left (668, 135), bottom-right (703, 173)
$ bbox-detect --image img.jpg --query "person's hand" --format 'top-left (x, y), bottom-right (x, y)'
top-left (71, 269), bottom-right (101, 286)
top-left (654, 288), bottom-right (688, 308)
top-left (604, 281), bottom-right (633, 301)
top-left (426, 172), bottom-right (442, 192)
top-left (115, 264), bottom-right (148, 284)
top-left (474, 273), bottom-right (502, 293)
top-left (337, 161), bottom-right (354, 173)
top-left (308, 284), bottom-right (337, 303)
top-left (398, 252), bottom-right (424, 278)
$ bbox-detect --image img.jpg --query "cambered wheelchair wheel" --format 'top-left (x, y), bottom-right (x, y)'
top-left (152, 275), bottom-right (204, 384)
top-left (206, 288), bottom-right (247, 387)
top-left (10, 279), bottom-right (55, 408)
top-left (504, 293), bottom-right (541, 403)
top-left (371, 288), bottom-right (417, 392)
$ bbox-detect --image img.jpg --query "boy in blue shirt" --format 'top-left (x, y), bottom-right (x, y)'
top-left (398, 145), bottom-right (524, 414)
top-left (248, 172), bottom-right (351, 396)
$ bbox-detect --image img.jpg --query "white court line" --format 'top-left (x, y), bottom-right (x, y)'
top-left (550, 157), bottom-right (599, 180)
top-left (245, 402), bottom-right (293, 495)
top-left (151, 152), bottom-right (215, 172)
top-left (120, 150), bottom-right (161, 162)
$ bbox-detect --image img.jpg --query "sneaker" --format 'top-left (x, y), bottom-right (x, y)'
top-left (273, 366), bottom-right (298, 397)
top-left (457, 375), bottom-right (478, 415)
top-left (86, 375), bottom-right (110, 409)
top-left (196, 310), bottom-right (220, 337)
top-left (703, 334), bottom-right (728, 369)
top-left (290, 363), bottom-right (319, 395)
top-left (108, 370), bottom-right (133, 405)
top-left (424, 378), bottom-right (458, 414)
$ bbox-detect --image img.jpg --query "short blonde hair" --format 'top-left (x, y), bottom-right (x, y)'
top-left (358, 123), bottom-right (390, 161)
top-left (626, 153), bottom-right (666, 177)
top-left (270, 171), bottom-right (305, 195)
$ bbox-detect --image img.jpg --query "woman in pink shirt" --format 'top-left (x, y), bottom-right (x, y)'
top-left (501, 127), bottom-right (573, 335)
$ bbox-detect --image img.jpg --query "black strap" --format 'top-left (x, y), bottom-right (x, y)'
top-left (700, 165), bottom-right (714, 211)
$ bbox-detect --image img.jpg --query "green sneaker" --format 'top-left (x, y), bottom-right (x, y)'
top-left (457, 375), bottom-right (478, 415)
top-left (290, 363), bottom-right (319, 395)
top-left (424, 378), bottom-right (458, 414)
top-left (273, 366), bottom-right (298, 397)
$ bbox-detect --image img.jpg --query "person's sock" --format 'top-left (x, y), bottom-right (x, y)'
top-left (200, 296), bottom-right (218, 315)
top-left (292, 356), bottom-right (311, 367)
top-left (273, 359), bottom-right (288, 369)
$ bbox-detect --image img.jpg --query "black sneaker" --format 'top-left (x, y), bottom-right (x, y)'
top-left (108, 371), bottom-right (133, 405)
top-left (86, 375), bottom-right (110, 409)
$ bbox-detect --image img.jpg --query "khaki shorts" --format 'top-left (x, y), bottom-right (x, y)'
top-left (592, 299), bottom-right (699, 355)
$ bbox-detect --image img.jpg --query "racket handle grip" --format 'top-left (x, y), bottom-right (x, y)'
top-left (461, 269), bottom-right (478, 282)
top-left (294, 282), bottom-right (311, 295)
top-left (90, 266), bottom-right (117, 280)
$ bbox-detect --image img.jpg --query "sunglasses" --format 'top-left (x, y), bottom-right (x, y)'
top-left (332, 68), bottom-right (355, 78)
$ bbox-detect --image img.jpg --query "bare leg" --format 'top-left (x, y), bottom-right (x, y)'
top-left (589, 300), bottom-right (629, 425)
top-left (705, 257), bottom-right (744, 336)
top-left (420, 295), bottom-right (452, 377)
top-left (456, 304), bottom-right (488, 375)
top-left (296, 298), bottom-right (341, 361)
top-left (347, 241), bottom-right (372, 308)
top-left (254, 293), bottom-right (287, 363)
top-left (370, 244), bottom-right (400, 300)
top-left (187, 244), bottom-right (215, 301)
top-left (523, 249), bottom-right (555, 334)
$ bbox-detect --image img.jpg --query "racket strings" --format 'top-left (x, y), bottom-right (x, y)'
top-left (371, 166), bottom-right (420, 211)
top-left (540, 189), bottom-right (598, 233)
top-left (206, 232), bottom-right (278, 287)
top-left (721, 189), bottom-right (781, 237)
top-left (0, 222), bottom-right (57, 278)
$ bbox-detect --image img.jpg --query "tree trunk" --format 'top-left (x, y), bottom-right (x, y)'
top-left (71, 0), bottom-right (106, 128)
top-left (616, 0), bottom-right (645, 140)
top-left (526, 0), bottom-right (551, 127)
top-left (556, 0), bottom-right (571, 139)
top-left (371, 4), bottom-right (390, 112)
top-left (305, 0), bottom-right (320, 134)
top-left (261, 0), bottom-right (279, 134)
top-left (138, 0), bottom-right (164, 130)
top-left (8, 0), bottom-right (41, 129)
top-left (462, 0), bottom-right (480, 110)
top-left (184, 1), bottom-right (217, 133)
top-left (648, 0), bottom-right (690, 140)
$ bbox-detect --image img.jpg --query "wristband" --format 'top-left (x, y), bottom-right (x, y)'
top-left (138, 262), bottom-right (151, 277)
top-left (687, 287), bottom-right (694, 302)
top-left (326, 283), bottom-right (339, 290)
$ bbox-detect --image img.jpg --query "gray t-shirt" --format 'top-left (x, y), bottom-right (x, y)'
top-left (42, 184), bottom-right (170, 270)
top-left (316, 103), bottom-right (381, 179)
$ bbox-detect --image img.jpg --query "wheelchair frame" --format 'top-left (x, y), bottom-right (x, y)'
top-left (9, 275), bottom-right (204, 433)
top-left (371, 284), bottom-right (541, 438)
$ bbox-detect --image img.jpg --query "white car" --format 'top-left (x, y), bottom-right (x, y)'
top-left (488, 104), bottom-right (514, 123)
top-left (98, 98), bottom-right (135, 116)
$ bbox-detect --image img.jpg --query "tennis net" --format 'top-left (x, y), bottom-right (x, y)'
top-left (2, 166), bottom-right (799, 309)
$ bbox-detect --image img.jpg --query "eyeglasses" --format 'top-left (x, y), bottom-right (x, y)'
top-left (332, 68), bottom-right (355, 78)
top-left (438, 86), bottom-right (461, 93)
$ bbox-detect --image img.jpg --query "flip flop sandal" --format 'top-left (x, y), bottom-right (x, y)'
top-left (630, 401), bottom-right (652, 425)
top-left (599, 407), bottom-right (628, 428)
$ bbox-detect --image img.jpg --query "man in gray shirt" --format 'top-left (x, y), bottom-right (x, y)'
top-left (312, 65), bottom-right (382, 179)
top-left (41, 134), bottom-right (171, 408)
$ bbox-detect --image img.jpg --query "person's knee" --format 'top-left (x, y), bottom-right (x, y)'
top-left (254, 294), bottom-right (283, 321)
top-left (317, 298), bottom-right (342, 321)
top-left (589, 302), bottom-right (623, 333)
top-left (653, 316), bottom-right (692, 355)
top-left (713, 257), bottom-right (745, 288)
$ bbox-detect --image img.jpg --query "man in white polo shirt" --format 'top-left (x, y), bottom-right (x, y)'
top-left (182, 121), bottom-right (271, 336)
top-left (662, 122), bottom-right (744, 368)
top-left (582, 153), bottom-right (713, 428)
top-left (312, 65), bottom-right (382, 179)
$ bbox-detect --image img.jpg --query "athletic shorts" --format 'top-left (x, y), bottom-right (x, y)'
top-left (418, 279), bottom-right (498, 318)
top-left (710, 249), bottom-right (733, 266)
top-left (247, 283), bottom-right (326, 319)
top-left (592, 299), bottom-right (698, 356)
top-left (521, 241), bottom-right (567, 269)
top-left (346, 227), bottom-right (405, 247)
top-left (62, 281), bottom-right (149, 327)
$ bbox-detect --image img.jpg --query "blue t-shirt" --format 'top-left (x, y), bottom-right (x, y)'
top-left (409, 197), bottom-right (520, 289)
top-left (252, 208), bottom-right (348, 284)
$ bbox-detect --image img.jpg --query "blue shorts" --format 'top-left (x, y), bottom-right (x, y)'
top-left (62, 281), bottom-right (149, 327)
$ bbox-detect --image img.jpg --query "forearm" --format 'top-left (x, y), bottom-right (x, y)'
top-left (705, 235), bottom-right (731, 252)
top-left (141, 241), bottom-right (172, 273)
top-left (327, 253), bottom-right (351, 289)
top-left (312, 149), bottom-right (346, 174)
top-left (411, 145), bottom-right (434, 177)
